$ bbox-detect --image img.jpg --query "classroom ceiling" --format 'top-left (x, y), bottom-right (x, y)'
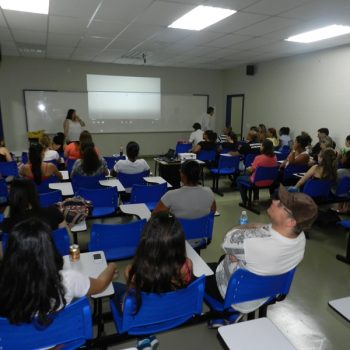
top-left (1, 0), bottom-right (350, 70)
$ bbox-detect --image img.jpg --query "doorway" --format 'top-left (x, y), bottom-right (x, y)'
top-left (226, 94), bottom-right (245, 140)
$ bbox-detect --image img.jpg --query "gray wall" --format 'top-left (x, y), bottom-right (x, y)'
top-left (223, 44), bottom-right (350, 146)
top-left (0, 57), bottom-right (224, 155)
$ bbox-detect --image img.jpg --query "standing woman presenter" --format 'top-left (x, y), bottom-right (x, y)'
top-left (64, 109), bottom-right (85, 143)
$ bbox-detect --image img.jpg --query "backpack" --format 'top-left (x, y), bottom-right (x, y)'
top-left (56, 196), bottom-right (93, 227)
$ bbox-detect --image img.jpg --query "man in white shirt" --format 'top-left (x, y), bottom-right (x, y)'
top-left (206, 185), bottom-right (318, 325)
top-left (189, 123), bottom-right (204, 146)
top-left (201, 106), bottom-right (215, 131)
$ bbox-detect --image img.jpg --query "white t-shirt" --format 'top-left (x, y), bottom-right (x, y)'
top-left (216, 224), bottom-right (305, 313)
top-left (189, 129), bottom-right (204, 146)
top-left (67, 119), bottom-right (83, 142)
top-left (201, 113), bottom-right (214, 131)
top-left (113, 158), bottom-right (150, 174)
top-left (60, 269), bottom-right (90, 305)
top-left (279, 134), bottom-right (291, 147)
top-left (43, 149), bottom-right (60, 162)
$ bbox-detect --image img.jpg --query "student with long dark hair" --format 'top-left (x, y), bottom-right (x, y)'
top-left (71, 142), bottom-right (108, 178)
top-left (0, 218), bottom-right (117, 325)
top-left (112, 213), bottom-right (193, 350)
top-left (20, 144), bottom-right (62, 184)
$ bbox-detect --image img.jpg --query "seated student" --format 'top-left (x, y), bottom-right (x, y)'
top-left (189, 122), bottom-right (204, 146)
top-left (289, 148), bottom-right (337, 192)
top-left (310, 128), bottom-right (336, 160)
top-left (39, 134), bottom-right (60, 162)
top-left (0, 218), bottom-right (117, 326)
top-left (52, 132), bottom-right (65, 154)
top-left (281, 135), bottom-right (310, 169)
top-left (191, 130), bottom-right (218, 154)
top-left (205, 185), bottom-right (317, 327)
top-left (219, 131), bottom-right (239, 154)
top-left (278, 127), bottom-right (292, 148)
top-left (64, 130), bottom-right (99, 161)
top-left (236, 139), bottom-right (277, 206)
top-left (153, 160), bottom-right (216, 219)
top-left (0, 139), bottom-right (12, 162)
top-left (112, 213), bottom-right (193, 350)
top-left (266, 128), bottom-right (279, 148)
top-left (71, 142), bottom-right (108, 178)
top-left (338, 135), bottom-right (350, 163)
top-left (20, 144), bottom-right (63, 184)
top-left (1, 178), bottom-right (65, 233)
top-left (237, 130), bottom-right (261, 155)
top-left (218, 126), bottom-right (232, 143)
top-left (258, 124), bottom-right (267, 142)
top-left (112, 141), bottom-right (150, 175)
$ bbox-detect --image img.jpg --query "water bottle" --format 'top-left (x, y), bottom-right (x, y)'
top-left (239, 210), bottom-right (248, 225)
top-left (119, 145), bottom-right (123, 156)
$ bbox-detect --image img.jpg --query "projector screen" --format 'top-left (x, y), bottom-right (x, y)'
top-left (24, 89), bottom-right (208, 134)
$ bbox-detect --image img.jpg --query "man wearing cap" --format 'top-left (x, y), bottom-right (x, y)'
top-left (206, 185), bottom-right (318, 323)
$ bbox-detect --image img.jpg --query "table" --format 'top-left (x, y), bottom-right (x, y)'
top-left (293, 172), bottom-right (306, 178)
top-left (218, 318), bottom-right (296, 350)
top-left (328, 296), bottom-right (350, 321)
top-left (59, 170), bottom-right (69, 180)
top-left (185, 241), bottom-right (213, 277)
top-left (143, 176), bottom-right (172, 188)
top-left (120, 203), bottom-right (151, 220)
top-left (99, 178), bottom-right (125, 192)
top-left (49, 182), bottom-right (74, 196)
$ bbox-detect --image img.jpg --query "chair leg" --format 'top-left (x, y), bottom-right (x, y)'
top-left (258, 304), bottom-right (268, 318)
top-left (336, 231), bottom-right (350, 264)
top-left (247, 311), bottom-right (255, 320)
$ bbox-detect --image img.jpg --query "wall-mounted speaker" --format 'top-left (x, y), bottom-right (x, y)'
top-left (246, 65), bottom-right (255, 76)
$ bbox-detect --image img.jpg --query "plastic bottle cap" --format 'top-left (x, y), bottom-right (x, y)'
top-left (242, 211), bottom-right (247, 215)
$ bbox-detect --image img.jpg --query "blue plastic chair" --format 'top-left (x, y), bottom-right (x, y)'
top-left (244, 153), bottom-right (257, 168)
top-left (175, 143), bottom-right (192, 154)
top-left (0, 161), bottom-right (19, 177)
top-left (210, 155), bottom-right (240, 196)
top-left (205, 268), bottom-right (296, 320)
top-left (330, 176), bottom-right (350, 201)
top-left (130, 183), bottom-right (168, 211)
top-left (0, 178), bottom-right (9, 204)
top-left (282, 164), bottom-right (309, 184)
top-left (336, 220), bottom-right (350, 265)
top-left (104, 156), bottom-right (120, 170)
top-left (110, 275), bottom-right (205, 335)
top-left (77, 187), bottom-right (118, 218)
top-left (36, 176), bottom-right (59, 194)
top-left (88, 220), bottom-right (147, 260)
top-left (275, 145), bottom-right (290, 161)
top-left (39, 190), bottom-right (62, 207)
top-left (21, 152), bottom-right (28, 164)
top-left (0, 297), bottom-right (92, 350)
top-left (302, 178), bottom-right (333, 199)
top-left (66, 158), bottom-right (76, 174)
top-left (52, 227), bottom-right (71, 256)
top-left (197, 149), bottom-right (217, 162)
top-left (118, 170), bottom-right (149, 191)
top-left (178, 212), bottom-right (214, 252)
top-left (72, 174), bottom-right (105, 192)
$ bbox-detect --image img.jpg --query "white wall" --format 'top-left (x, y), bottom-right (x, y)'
top-left (0, 57), bottom-right (224, 155)
top-left (223, 45), bottom-right (350, 147)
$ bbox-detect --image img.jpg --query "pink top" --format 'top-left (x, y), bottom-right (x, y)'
top-left (250, 154), bottom-right (277, 186)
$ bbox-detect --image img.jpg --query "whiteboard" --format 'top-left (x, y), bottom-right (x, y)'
top-left (24, 90), bottom-right (208, 134)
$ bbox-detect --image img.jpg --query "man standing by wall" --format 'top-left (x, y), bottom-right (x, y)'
top-left (201, 106), bottom-right (215, 131)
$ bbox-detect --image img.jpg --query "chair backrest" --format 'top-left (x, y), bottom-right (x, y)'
top-left (197, 150), bottom-right (216, 162)
top-left (103, 156), bottom-right (118, 170)
top-left (89, 220), bottom-right (146, 260)
top-left (118, 170), bottom-right (149, 189)
top-left (21, 152), bottom-right (28, 164)
top-left (0, 297), bottom-right (92, 350)
top-left (223, 268), bottom-right (296, 309)
top-left (44, 159), bottom-right (58, 165)
top-left (39, 190), bottom-right (62, 207)
top-left (36, 176), bottom-right (59, 194)
top-left (131, 183), bottom-right (167, 204)
top-left (0, 161), bottom-right (19, 177)
top-left (0, 178), bottom-right (8, 203)
top-left (283, 164), bottom-right (308, 181)
top-left (244, 153), bottom-right (257, 168)
top-left (66, 158), bottom-right (76, 174)
top-left (176, 143), bottom-right (192, 154)
top-left (217, 154), bottom-right (240, 171)
top-left (72, 174), bottom-right (105, 192)
top-left (178, 212), bottom-right (215, 242)
top-left (110, 275), bottom-right (205, 335)
top-left (253, 166), bottom-right (279, 187)
top-left (302, 178), bottom-right (333, 198)
top-left (77, 187), bottom-right (118, 208)
top-left (52, 227), bottom-right (70, 256)
top-left (335, 176), bottom-right (350, 197)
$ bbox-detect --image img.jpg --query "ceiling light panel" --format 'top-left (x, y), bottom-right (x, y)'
top-left (0, 0), bottom-right (49, 15)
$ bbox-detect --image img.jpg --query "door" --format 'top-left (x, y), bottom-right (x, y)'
top-left (226, 94), bottom-right (245, 139)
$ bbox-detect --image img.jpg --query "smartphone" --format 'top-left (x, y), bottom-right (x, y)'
top-left (93, 253), bottom-right (102, 263)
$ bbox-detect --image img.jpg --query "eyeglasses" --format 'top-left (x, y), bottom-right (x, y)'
top-left (275, 200), bottom-right (294, 218)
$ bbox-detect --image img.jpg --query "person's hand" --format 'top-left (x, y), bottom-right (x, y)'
top-left (228, 255), bottom-right (238, 263)
top-left (288, 186), bottom-right (299, 193)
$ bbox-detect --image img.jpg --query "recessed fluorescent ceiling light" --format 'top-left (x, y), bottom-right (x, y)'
top-left (168, 5), bottom-right (236, 31)
top-left (0, 0), bottom-right (49, 14)
top-left (285, 24), bottom-right (350, 43)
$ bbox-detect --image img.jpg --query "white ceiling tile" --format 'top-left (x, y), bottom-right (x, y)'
top-left (49, 16), bottom-right (89, 35)
top-left (0, 9), bottom-right (7, 26)
top-left (49, 0), bottom-right (101, 18)
top-left (3, 10), bottom-right (48, 32)
top-left (12, 30), bottom-right (47, 45)
top-left (1, 40), bottom-right (17, 50)
top-left (2, 48), bottom-right (19, 56)
top-left (243, 0), bottom-right (309, 16)
top-left (78, 36), bottom-right (113, 49)
top-left (0, 26), bottom-right (12, 41)
top-left (46, 46), bottom-right (75, 59)
top-left (95, 0), bottom-right (154, 22)
top-left (231, 36), bottom-right (277, 50)
top-left (48, 33), bottom-right (82, 47)
top-left (107, 38), bottom-right (143, 51)
top-left (117, 23), bottom-right (164, 41)
top-left (204, 0), bottom-right (262, 11)
top-left (85, 19), bottom-right (127, 37)
top-left (204, 33), bottom-right (253, 48)
top-left (149, 28), bottom-right (192, 43)
top-left (92, 49), bottom-right (124, 63)
top-left (71, 48), bottom-right (99, 60)
top-left (177, 31), bottom-right (226, 46)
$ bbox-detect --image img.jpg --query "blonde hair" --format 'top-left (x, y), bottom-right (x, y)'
top-left (39, 134), bottom-right (51, 150)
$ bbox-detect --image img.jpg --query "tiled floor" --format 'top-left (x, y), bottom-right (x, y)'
top-left (81, 168), bottom-right (350, 350)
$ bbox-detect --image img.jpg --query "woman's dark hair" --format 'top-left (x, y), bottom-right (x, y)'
top-left (204, 130), bottom-right (217, 143)
top-left (126, 141), bottom-right (140, 160)
top-left (127, 213), bottom-right (187, 312)
top-left (181, 160), bottom-right (200, 184)
top-left (227, 131), bottom-right (237, 143)
top-left (261, 139), bottom-right (274, 156)
top-left (9, 178), bottom-right (40, 219)
top-left (319, 148), bottom-right (337, 181)
top-left (81, 142), bottom-right (101, 175)
top-left (0, 218), bottom-right (65, 325)
top-left (318, 128), bottom-right (329, 136)
top-left (346, 135), bottom-right (350, 143)
top-left (268, 128), bottom-right (277, 139)
top-left (207, 106), bottom-right (214, 114)
top-left (300, 131), bottom-right (312, 145)
top-left (279, 127), bottom-right (290, 136)
top-left (66, 109), bottom-right (75, 120)
top-left (192, 122), bottom-right (201, 130)
top-left (29, 143), bottom-right (43, 185)
top-left (250, 126), bottom-right (259, 132)
top-left (295, 135), bottom-right (309, 149)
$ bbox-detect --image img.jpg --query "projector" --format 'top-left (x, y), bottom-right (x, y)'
top-left (178, 153), bottom-right (197, 161)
